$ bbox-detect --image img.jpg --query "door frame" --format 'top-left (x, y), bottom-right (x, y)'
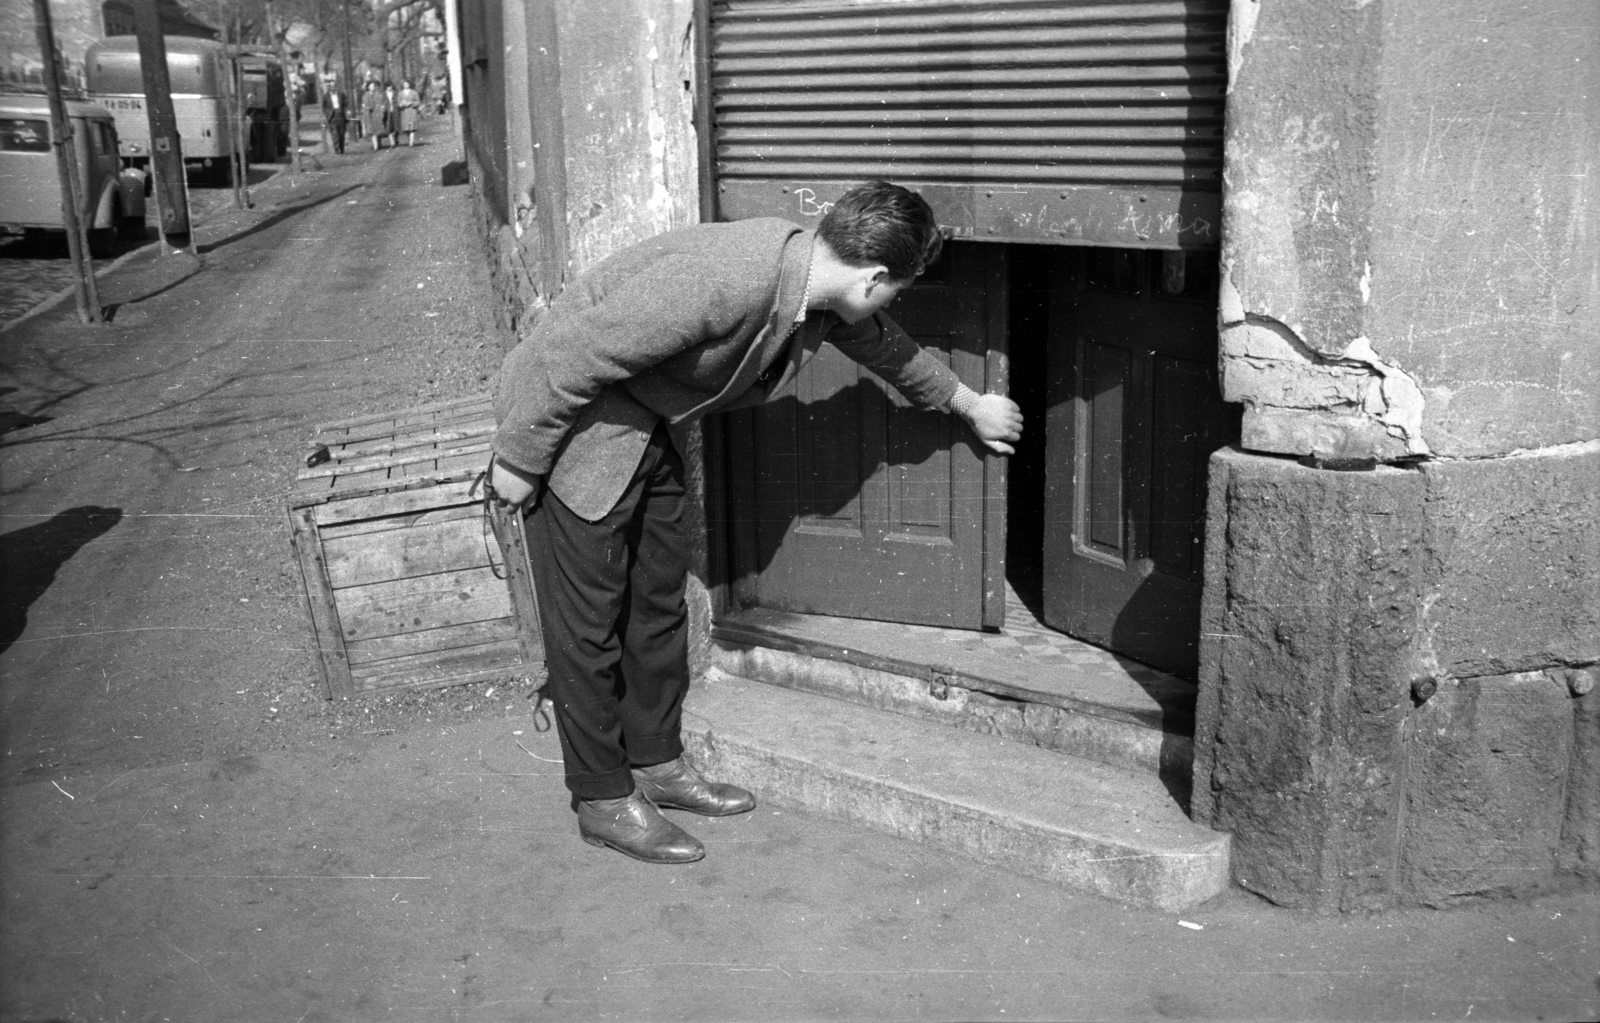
top-left (703, 243), bottom-right (1011, 629)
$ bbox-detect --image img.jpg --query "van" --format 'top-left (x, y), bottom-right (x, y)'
top-left (84, 36), bottom-right (235, 184)
top-left (0, 93), bottom-right (146, 257)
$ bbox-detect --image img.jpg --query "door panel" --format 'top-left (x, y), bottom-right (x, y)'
top-left (1043, 248), bottom-right (1235, 678)
top-left (729, 242), bottom-right (1007, 630)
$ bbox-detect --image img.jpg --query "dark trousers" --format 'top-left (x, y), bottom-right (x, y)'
top-left (328, 113), bottom-right (346, 153)
top-left (524, 423), bottom-right (689, 800)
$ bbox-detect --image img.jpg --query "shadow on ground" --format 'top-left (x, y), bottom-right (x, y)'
top-left (0, 505), bottom-right (123, 655)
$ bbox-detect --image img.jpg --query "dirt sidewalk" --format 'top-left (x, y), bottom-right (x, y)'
top-left (0, 117), bottom-right (1594, 1022)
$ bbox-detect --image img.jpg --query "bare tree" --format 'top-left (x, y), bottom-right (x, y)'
top-left (360, 0), bottom-right (435, 77)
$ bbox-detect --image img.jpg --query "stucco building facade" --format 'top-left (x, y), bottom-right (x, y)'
top-left (453, 0), bottom-right (1596, 910)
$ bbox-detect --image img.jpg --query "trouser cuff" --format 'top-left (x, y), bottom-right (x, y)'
top-left (626, 731), bottom-right (684, 770)
top-left (565, 766), bottom-right (634, 802)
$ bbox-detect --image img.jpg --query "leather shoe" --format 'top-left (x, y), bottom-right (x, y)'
top-left (632, 757), bottom-right (756, 816)
top-left (577, 791), bottom-right (704, 864)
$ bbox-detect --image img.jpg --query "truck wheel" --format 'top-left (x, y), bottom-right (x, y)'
top-left (89, 197), bottom-right (121, 257)
top-left (88, 224), bottom-right (116, 259)
top-left (118, 209), bottom-right (145, 242)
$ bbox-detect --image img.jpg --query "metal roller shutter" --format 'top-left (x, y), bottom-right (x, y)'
top-left (706, 0), bottom-right (1226, 249)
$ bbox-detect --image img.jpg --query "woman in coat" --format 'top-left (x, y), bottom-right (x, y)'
top-left (360, 81), bottom-right (389, 150)
top-left (396, 80), bottom-right (422, 146)
top-left (383, 84), bottom-right (400, 144)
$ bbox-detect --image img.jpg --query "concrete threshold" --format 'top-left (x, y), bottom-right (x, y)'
top-left (711, 608), bottom-right (1194, 785)
top-left (683, 669), bottom-right (1231, 912)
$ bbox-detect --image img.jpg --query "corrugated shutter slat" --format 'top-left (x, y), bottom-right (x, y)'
top-left (709, 0), bottom-right (1226, 248)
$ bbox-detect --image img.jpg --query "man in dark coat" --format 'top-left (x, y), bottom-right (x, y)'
top-left (323, 85), bottom-right (347, 154)
top-left (490, 182), bottom-right (1023, 864)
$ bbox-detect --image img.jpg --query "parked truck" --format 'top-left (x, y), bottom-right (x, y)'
top-left (0, 93), bottom-right (147, 256)
top-left (83, 36), bottom-right (287, 185)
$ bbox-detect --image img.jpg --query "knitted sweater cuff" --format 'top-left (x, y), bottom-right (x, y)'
top-left (947, 382), bottom-right (979, 418)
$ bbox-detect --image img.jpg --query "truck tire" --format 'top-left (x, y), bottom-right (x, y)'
top-left (119, 209), bottom-right (145, 242)
top-left (88, 225), bottom-right (116, 259)
top-left (89, 196), bottom-right (121, 258)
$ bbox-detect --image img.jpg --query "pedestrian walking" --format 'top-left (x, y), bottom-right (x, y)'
top-left (396, 80), bottom-right (421, 146)
top-left (383, 83), bottom-right (400, 147)
top-left (324, 86), bottom-right (347, 154)
top-left (360, 80), bottom-right (388, 150)
top-left (487, 181), bottom-right (1024, 865)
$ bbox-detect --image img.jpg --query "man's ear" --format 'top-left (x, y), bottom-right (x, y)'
top-left (863, 265), bottom-right (893, 291)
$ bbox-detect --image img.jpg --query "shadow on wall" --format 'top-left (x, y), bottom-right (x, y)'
top-left (0, 506), bottom-right (124, 655)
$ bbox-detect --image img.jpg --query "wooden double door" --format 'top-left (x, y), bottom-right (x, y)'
top-left (723, 242), bottom-right (1235, 679)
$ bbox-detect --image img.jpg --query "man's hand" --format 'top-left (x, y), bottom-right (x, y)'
top-left (964, 393), bottom-right (1024, 455)
top-left (489, 457), bottom-right (542, 510)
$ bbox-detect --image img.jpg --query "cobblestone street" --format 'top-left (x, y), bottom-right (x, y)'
top-left (2, 118), bottom-right (318, 327)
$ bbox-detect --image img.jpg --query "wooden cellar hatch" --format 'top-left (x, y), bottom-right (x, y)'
top-left (286, 396), bottom-right (543, 698)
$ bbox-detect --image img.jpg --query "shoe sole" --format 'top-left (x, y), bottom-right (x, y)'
top-left (647, 799), bottom-right (756, 817)
top-left (580, 832), bottom-right (705, 864)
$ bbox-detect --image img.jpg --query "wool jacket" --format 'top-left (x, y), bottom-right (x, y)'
top-left (492, 217), bottom-right (963, 521)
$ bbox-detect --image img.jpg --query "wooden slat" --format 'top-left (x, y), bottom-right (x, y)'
top-left (335, 566), bottom-right (513, 642)
top-left (292, 473), bottom-right (340, 501)
top-left (345, 617), bottom-right (518, 665)
top-left (317, 501), bottom-right (480, 541)
top-left (294, 472), bottom-right (485, 511)
top-left (391, 397), bottom-right (494, 428)
top-left (489, 501), bottom-right (546, 666)
top-left (322, 514), bottom-right (495, 588)
top-left (310, 408), bottom-right (496, 453)
top-left (416, 450), bottom-right (492, 479)
top-left (309, 478), bottom-right (478, 524)
top-left (299, 439), bottom-right (492, 482)
top-left (321, 423), bottom-right (494, 463)
top-left (287, 506), bottom-right (355, 698)
top-left (350, 638), bottom-right (526, 690)
top-left (315, 465), bottom-right (400, 496)
top-left (311, 394), bottom-right (494, 434)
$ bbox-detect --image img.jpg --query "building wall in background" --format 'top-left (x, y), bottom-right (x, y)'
top-left (1195, 0), bottom-right (1598, 911)
top-left (455, 0), bottom-right (697, 334)
top-left (1218, 0), bottom-right (1595, 462)
top-left (1, 0), bottom-right (103, 89)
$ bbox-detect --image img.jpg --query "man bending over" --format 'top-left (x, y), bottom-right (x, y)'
top-left (490, 181), bottom-right (1023, 863)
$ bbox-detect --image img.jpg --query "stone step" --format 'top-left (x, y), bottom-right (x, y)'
top-left (682, 669), bottom-right (1231, 912)
top-left (711, 635), bottom-right (1193, 792)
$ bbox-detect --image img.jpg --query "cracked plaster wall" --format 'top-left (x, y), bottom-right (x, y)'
top-left (553, 0), bottom-right (699, 277)
top-left (1222, 0), bottom-right (1596, 461)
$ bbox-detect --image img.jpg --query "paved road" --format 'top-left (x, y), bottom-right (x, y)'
top-left (2, 119), bottom-right (505, 776)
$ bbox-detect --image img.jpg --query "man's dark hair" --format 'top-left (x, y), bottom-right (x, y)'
top-left (817, 181), bottom-right (943, 281)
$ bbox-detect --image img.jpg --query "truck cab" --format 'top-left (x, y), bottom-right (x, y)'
top-left (0, 93), bottom-right (146, 256)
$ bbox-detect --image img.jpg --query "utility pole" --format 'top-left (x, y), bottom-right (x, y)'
top-left (31, 0), bottom-right (101, 323)
top-left (228, 5), bottom-right (248, 209)
top-left (131, 0), bottom-right (192, 252)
